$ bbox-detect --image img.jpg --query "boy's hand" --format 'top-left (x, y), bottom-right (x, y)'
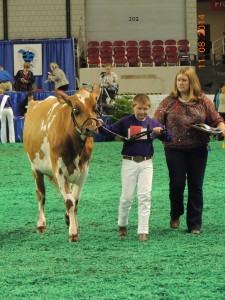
top-left (152, 127), bottom-right (163, 134)
top-left (97, 119), bottom-right (103, 127)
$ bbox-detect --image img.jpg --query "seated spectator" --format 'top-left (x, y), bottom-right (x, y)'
top-left (0, 65), bottom-right (13, 91)
top-left (14, 62), bottom-right (35, 91)
top-left (99, 63), bottom-right (118, 103)
top-left (18, 90), bottom-right (35, 117)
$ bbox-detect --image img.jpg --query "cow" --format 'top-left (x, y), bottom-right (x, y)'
top-left (23, 85), bottom-right (100, 242)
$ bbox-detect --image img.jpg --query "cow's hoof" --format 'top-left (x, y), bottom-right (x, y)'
top-left (65, 214), bottom-right (70, 226)
top-left (37, 226), bottom-right (46, 233)
top-left (69, 234), bottom-right (79, 242)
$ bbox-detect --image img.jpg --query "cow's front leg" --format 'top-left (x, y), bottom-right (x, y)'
top-left (33, 169), bottom-right (46, 233)
top-left (65, 196), bottom-right (79, 242)
top-left (56, 174), bottom-right (79, 242)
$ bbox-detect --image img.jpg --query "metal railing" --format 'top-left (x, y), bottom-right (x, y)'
top-left (212, 35), bottom-right (225, 62)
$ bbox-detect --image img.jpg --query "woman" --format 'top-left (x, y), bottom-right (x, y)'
top-left (154, 66), bottom-right (225, 234)
top-left (18, 90), bottom-right (35, 117)
top-left (47, 62), bottom-right (69, 91)
top-left (0, 88), bottom-right (15, 143)
top-left (14, 62), bottom-right (34, 91)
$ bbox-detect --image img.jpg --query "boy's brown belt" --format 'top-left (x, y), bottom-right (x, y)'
top-left (123, 155), bottom-right (152, 163)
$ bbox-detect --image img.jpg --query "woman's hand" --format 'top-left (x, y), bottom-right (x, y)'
top-left (214, 122), bottom-right (225, 137)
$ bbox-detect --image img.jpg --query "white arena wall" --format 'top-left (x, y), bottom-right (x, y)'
top-left (80, 66), bottom-right (214, 117)
top-left (80, 66), bottom-right (183, 95)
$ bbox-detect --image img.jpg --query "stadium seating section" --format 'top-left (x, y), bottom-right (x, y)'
top-left (86, 39), bottom-right (191, 67)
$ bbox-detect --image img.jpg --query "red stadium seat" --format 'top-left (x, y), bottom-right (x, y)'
top-left (139, 40), bottom-right (151, 47)
top-left (100, 41), bottom-right (113, 47)
top-left (165, 51), bottom-right (179, 66)
top-left (165, 39), bottom-right (177, 46)
top-left (152, 45), bottom-right (164, 54)
top-left (113, 46), bottom-right (126, 54)
top-left (87, 47), bottom-right (100, 56)
top-left (100, 46), bottom-right (113, 55)
top-left (101, 56), bottom-right (114, 66)
top-left (139, 48), bottom-right (153, 67)
top-left (126, 46), bottom-right (139, 66)
top-left (126, 40), bottom-right (138, 47)
top-left (114, 51), bottom-right (128, 67)
top-left (177, 39), bottom-right (190, 46)
top-left (152, 39), bottom-right (164, 46)
top-left (87, 57), bottom-right (101, 68)
top-left (126, 52), bottom-right (140, 66)
top-left (100, 47), bottom-right (113, 66)
top-left (139, 57), bottom-right (154, 67)
top-left (87, 41), bottom-right (99, 48)
top-left (153, 56), bottom-right (166, 66)
top-left (113, 40), bottom-right (125, 47)
top-left (126, 46), bottom-right (138, 52)
top-left (165, 45), bottom-right (179, 66)
top-left (139, 46), bottom-right (151, 54)
top-left (152, 46), bottom-right (165, 66)
top-left (165, 46), bottom-right (178, 53)
top-left (139, 46), bottom-right (152, 66)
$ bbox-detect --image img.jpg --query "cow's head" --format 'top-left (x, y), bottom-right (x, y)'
top-left (55, 84), bottom-right (100, 137)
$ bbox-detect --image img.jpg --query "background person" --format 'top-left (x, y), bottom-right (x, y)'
top-left (153, 66), bottom-right (225, 234)
top-left (46, 62), bottom-right (69, 91)
top-left (0, 66), bottom-right (13, 91)
top-left (0, 88), bottom-right (15, 143)
top-left (213, 82), bottom-right (225, 119)
top-left (14, 62), bottom-right (35, 91)
top-left (99, 63), bottom-right (118, 103)
top-left (98, 93), bottom-right (173, 242)
top-left (18, 90), bottom-right (35, 117)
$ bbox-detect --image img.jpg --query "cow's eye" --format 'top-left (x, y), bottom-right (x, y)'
top-left (73, 107), bottom-right (81, 116)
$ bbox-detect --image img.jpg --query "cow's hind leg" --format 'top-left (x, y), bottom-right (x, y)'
top-left (33, 169), bottom-right (46, 233)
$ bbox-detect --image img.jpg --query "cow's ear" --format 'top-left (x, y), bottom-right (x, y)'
top-left (55, 90), bottom-right (71, 105)
top-left (92, 83), bottom-right (100, 98)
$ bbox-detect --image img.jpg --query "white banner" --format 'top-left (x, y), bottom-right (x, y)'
top-left (13, 44), bottom-right (42, 76)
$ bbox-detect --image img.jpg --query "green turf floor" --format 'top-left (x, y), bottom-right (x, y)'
top-left (0, 140), bottom-right (225, 299)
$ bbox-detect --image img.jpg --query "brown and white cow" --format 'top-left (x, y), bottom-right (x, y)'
top-left (23, 85), bottom-right (100, 242)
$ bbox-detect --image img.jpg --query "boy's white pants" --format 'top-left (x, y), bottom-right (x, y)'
top-left (118, 158), bottom-right (153, 234)
top-left (1, 108), bottom-right (15, 143)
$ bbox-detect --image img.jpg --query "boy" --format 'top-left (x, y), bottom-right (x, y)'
top-left (98, 94), bottom-right (173, 241)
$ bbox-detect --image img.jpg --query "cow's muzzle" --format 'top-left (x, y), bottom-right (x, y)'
top-left (81, 118), bottom-right (99, 137)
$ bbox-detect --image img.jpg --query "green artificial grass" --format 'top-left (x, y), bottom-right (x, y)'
top-left (0, 140), bottom-right (225, 300)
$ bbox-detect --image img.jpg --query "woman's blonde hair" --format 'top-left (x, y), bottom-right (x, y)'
top-left (50, 62), bottom-right (59, 69)
top-left (171, 66), bottom-right (202, 101)
top-left (0, 88), bottom-right (4, 94)
top-left (23, 62), bottom-right (31, 69)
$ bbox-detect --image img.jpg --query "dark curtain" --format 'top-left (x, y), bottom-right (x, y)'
top-left (0, 38), bottom-right (76, 92)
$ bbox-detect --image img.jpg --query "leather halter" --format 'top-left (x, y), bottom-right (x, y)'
top-left (71, 109), bottom-right (98, 139)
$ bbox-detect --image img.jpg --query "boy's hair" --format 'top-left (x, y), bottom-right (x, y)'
top-left (132, 93), bottom-right (151, 107)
